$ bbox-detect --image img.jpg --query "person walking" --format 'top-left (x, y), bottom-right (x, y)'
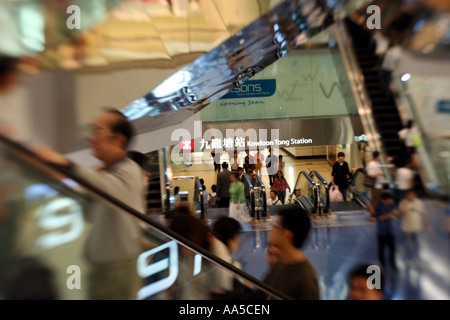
top-left (216, 162), bottom-right (232, 208)
top-left (271, 170), bottom-right (291, 204)
top-left (228, 172), bottom-right (247, 221)
top-left (35, 108), bottom-right (146, 299)
top-left (331, 152), bottom-right (352, 202)
top-left (399, 190), bottom-right (430, 266)
top-left (264, 206), bottom-right (319, 300)
top-left (395, 161), bottom-right (415, 205)
top-left (265, 149), bottom-right (278, 187)
top-left (374, 193), bottom-right (399, 271)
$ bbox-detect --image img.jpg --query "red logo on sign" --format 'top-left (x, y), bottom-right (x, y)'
top-left (180, 140), bottom-right (194, 151)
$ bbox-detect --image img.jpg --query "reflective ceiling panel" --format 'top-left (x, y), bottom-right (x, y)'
top-left (122, 0), bottom-right (338, 123)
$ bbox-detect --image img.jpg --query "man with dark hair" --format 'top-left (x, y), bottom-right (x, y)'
top-left (375, 192), bottom-right (398, 271)
top-left (35, 108), bottom-right (146, 299)
top-left (332, 151), bottom-right (352, 202)
top-left (264, 206), bottom-right (319, 299)
top-left (101, 107), bottom-right (134, 147)
top-left (216, 162), bottom-right (232, 208)
top-left (265, 149), bottom-right (278, 187)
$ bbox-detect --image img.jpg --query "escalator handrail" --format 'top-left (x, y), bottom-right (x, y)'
top-left (290, 170), bottom-right (318, 212)
top-left (0, 134), bottom-right (290, 300)
top-left (242, 174), bottom-right (255, 216)
top-left (309, 170), bottom-right (329, 210)
top-left (242, 174), bottom-right (254, 189)
top-left (253, 173), bottom-right (267, 214)
top-left (253, 173), bottom-right (265, 189)
top-left (351, 168), bottom-right (367, 189)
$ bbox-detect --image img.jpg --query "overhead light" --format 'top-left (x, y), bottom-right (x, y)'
top-left (401, 73), bottom-right (411, 82)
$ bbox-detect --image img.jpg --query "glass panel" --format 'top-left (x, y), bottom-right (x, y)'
top-left (0, 139), bottom-right (284, 300)
top-left (310, 171), bottom-right (329, 212)
top-left (172, 175), bottom-right (195, 213)
top-left (350, 169), bottom-right (370, 206)
top-left (291, 172), bottom-right (316, 212)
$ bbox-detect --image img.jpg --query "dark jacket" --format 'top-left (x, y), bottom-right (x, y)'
top-left (216, 169), bottom-right (232, 198)
top-left (332, 161), bottom-right (351, 189)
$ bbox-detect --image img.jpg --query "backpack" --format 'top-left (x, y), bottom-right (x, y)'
top-left (208, 194), bottom-right (218, 208)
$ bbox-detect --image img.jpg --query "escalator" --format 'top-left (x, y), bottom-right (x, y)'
top-left (0, 135), bottom-right (289, 300)
top-left (309, 170), bottom-right (330, 216)
top-left (345, 18), bottom-right (403, 161)
top-left (288, 169), bottom-right (371, 221)
top-left (243, 173), bottom-right (269, 221)
top-left (289, 171), bottom-right (319, 214)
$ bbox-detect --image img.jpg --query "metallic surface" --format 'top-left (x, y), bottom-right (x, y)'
top-left (122, 0), bottom-right (336, 122)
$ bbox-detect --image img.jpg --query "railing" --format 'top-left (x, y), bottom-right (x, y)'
top-left (0, 134), bottom-right (290, 300)
top-left (252, 174), bottom-right (268, 220)
top-left (350, 168), bottom-right (371, 207)
top-left (290, 171), bottom-right (318, 214)
top-left (309, 170), bottom-right (330, 215)
top-left (241, 174), bottom-right (254, 217)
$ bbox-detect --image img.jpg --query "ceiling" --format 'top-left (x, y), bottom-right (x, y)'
top-left (0, 0), bottom-right (280, 71)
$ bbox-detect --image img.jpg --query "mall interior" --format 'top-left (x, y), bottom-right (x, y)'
top-left (0, 0), bottom-right (449, 301)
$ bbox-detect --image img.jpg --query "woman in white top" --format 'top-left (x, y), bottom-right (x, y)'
top-left (395, 162), bottom-right (414, 204)
top-left (399, 190), bottom-right (430, 264)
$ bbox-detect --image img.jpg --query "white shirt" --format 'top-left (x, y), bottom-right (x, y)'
top-left (396, 167), bottom-right (414, 190)
top-left (267, 197), bottom-right (282, 205)
top-left (374, 31), bottom-right (389, 56)
top-left (367, 160), bottom-right (383, 189)
top-left (74, 157), bottom-right (145, 263)
top-left (400, 198), bottom-right (425, 233)
top-left (210, 237), bottom-right (242, 291)
top-left (207, 192), bottom-right (217, 202)
top-left (382, 46), bottom-right (401, 71)
top-left (398, 127), bottom-right (418, 148)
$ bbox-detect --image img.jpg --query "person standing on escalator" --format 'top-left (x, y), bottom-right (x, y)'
top-left (271, 170), bottom-right (291, 205)
top-left (34, 108), bottom-right (145, 300)
top-left (331, 152), bottom-right (352, 202)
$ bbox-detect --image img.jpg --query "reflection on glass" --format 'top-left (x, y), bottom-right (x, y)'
top-left (0, 139), bottom-right (284, 300)
top-left (291, 171), bottom-right (317, 212)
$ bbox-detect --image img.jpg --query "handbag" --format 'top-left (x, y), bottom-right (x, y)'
top-left (330, 185), bottom-right (344, 202)
top-left (363, 175), bottom-right (376, 188)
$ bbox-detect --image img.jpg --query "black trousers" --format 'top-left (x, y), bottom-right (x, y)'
top-left (377, 234), bottom-right (397, 269)
top-left (269, 175), bottom-right (276, 186)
